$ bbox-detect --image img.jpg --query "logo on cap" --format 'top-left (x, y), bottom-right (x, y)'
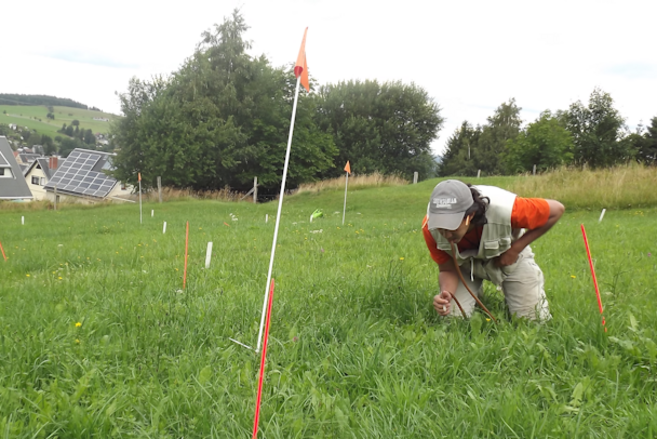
top-left (432, 197), bottom-right (457, 209)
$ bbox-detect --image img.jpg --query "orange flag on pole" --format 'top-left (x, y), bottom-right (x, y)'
top-left (138, 172), bottom-right (142, 182)
top-left (344, 161), bottom-right (351, 174)
top-left (294, 28), bottom-right (310, 92)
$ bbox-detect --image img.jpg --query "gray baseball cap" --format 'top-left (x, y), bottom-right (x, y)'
top-left (427, 180), bottom-right (474, 230)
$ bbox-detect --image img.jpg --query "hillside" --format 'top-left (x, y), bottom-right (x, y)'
top-left (0, 105), bottom-right (119, 139)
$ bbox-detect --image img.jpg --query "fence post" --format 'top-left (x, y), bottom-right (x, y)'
top-left (477, 169), bottom-right (481, 178)
top-left (533, 164), bottom-right (536, 176)
top-left (157, 176), bottom-right (162, 203)
top-left (413, 172), bottom-right (418, 184)
top-left (253, 177), bottom-right (258, 204)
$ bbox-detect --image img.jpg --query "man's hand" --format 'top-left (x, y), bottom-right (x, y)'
top-left (433, 291), bottom-right (452, 316)
top-left (496, 246), bottom-right (520, 267)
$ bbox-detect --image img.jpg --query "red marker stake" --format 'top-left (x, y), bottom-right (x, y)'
top-left (0, 239), bottom-right (7, 261)
top-left (183, 221), bottom-right (189, 289)
top-left (252, 279), bottom-right (275, 439)
top-left (581, 224), bottom-right (606, 332)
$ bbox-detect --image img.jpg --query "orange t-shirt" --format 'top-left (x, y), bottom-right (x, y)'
top-left (422, 197), bottom-right (550, 265)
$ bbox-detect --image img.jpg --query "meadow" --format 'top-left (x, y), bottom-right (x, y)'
top-left (1, 175), bottom-right (657, 438)
top-left (0, 105), bottom-right (118, 138)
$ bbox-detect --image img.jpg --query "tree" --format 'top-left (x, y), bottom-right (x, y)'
top-left (504, 111), bottom-right (574, 174)
top-left (564, 88), bottom-right (632, 167)
top-left (634, 117), bottom-right (657, 165)
top-left (438, 121), bottom-right (482, 176)
top-left (83, 129), bottom-right (95, 145)
top-left (314, 79), bottom-right (443, 180)
top-left (111, 9), bottom-right (337, 192)
top-left (59, 138), bottom-right (83, 157)
top-left (474, 98), bottom-right (522, 175)
top-left (71, 119), bottom-right (80, 127)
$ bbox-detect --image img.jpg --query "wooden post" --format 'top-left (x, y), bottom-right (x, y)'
top-left (477, 169), bottom-right (481, 178)
top-left (533, 164), bottom-right (536, 175)
top-left (253, 177), bottom-right (258, 204)
top-left (413, 172), bottom-right (418, 184)
top-left (157, 176), bottom-right (162, 203)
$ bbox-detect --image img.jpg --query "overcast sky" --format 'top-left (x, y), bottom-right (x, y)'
top-left (4, 0), bottom-right (656, 154)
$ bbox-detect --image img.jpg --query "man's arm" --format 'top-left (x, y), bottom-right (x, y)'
top-left (496, 199), bottom-right (565, 267)
top-left (434, 258), bottom-right (460, 316)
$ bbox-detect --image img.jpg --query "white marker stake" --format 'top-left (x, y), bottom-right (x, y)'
top-left (205, 242), bottom-right (213, 269)
top-left (21, 216), bottom-right (24, 225)
top-left (599, 208), bottom-right (606, 223)
top-left (256, 70), bottom-right (304, 354)
top-left (163, 221), bottom-right (167, 234)
top-left (151, 210), bottom-right (154, 218)
top-left (309, 213), bottom-right (313, 223)
top-left (266, 214), bottom-right (268, 223)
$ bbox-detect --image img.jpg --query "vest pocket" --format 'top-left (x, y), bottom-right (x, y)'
top-left (483, 240), bottom-right (500, 258)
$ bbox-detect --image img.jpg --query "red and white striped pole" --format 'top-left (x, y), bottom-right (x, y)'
top-left (252, 279), bottom-right (275, 439)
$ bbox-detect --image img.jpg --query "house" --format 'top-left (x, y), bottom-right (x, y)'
top-left (43, 148), bottom-right (133, 204)
top-left (24, 157), bottom-right (58, 201)
top-left (0, 136), bottom-right (34, 201)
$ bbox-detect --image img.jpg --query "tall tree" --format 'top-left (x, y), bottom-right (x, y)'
top-left (504, 111), bottom-right (574, 174)
top-left (438, 121), bottom-right (482, 176)
top-left (314, 79), bottom-right (443, 180)
top-left (111, 10), bottom-right (336, 191)
top-left (474, 98), bottom-right (522, 175)
top-left (564, 87), bottom-right (632, 167)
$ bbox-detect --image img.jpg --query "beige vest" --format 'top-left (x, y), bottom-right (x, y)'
top-left (428, 185), bottom-right (521, 266)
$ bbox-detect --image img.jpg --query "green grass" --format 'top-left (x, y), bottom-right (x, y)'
top-left (1, 179), bottom-right (656, 437)
top-left (0, 105), bottom-right (119, 138)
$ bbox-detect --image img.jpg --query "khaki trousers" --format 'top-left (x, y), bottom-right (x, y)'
top-left (447, 246), bottom-right (551, 321)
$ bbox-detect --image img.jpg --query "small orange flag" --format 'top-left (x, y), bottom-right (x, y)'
top-left (294, 28), bottom-right (310, 92)
top-left (344, 161), bottom-right (351, 174)
top-left (138, 172), bottom-right (141, 182)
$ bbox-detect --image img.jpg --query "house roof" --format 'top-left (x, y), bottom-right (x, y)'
top-left (23, 158), bottom-right (55, 179)
top-left (18, 153), bottom-right (41, 165)
top-left (0, 136), bottom-right (34, 200)
top-left (44, 148), bottom-right (119, 199)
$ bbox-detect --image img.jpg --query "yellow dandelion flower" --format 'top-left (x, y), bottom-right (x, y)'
top-left (75, 322), bottom-right (82, 328)
top-left (571, 275), bottom-right (576, 279)
top-left (75, 339), bottom-right (80, 344)
top-left (26, 274), bottom-right (30, 277)
top-left (486, 318), bottom-right (491, 322)
top-left (400, 257), bottom-right (405, 261)
top-left (58, 277), bottom-right (63, 280)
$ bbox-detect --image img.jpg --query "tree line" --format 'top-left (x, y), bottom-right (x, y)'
top-left (110, 10), bottom-right (443, 192)
top-left (439, 90), bottom-right (657, 176)
top-left (0, 94), bottom-right (97, 110)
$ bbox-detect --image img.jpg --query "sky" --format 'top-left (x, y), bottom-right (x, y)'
top-left (3, 0), bottom-right (656, 155)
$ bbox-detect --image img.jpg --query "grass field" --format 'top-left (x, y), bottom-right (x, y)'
top-left (1, 177), bottom-right (657, 437)
top-left (0, 105), bottom-right (119, 139)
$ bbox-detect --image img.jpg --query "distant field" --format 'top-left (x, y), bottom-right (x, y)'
top-left (0, 105), bottom-right (119, 138)
top-left (1, 179), bottom-right (656, 437)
